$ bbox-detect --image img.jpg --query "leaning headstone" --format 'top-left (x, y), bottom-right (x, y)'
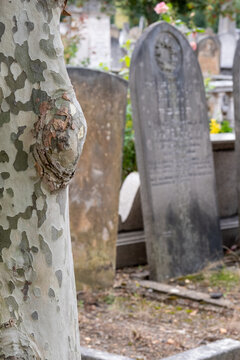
top-left (197, 36), bottom-right (220, 77)
top-left (130, 22), bottom-right (222, 281)
top-left (68, 68), bottom-right (128, 290)
top-left (118, 172), bottom-right (143, 232)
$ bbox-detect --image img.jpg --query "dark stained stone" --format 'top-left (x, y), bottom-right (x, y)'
top-left (130, 22), bottom-right (222, 281)
top-left (68, 68), bottom-right (128, 290)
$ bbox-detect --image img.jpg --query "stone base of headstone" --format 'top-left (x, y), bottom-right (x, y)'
top-left (211, 134), bottom-right (237, 218)
top-left (116, 216), bottom-right (239, 269)
top-left (221, 216), bottom-right (239, 248)
top-left (116, 231), bottom-right (147, 268)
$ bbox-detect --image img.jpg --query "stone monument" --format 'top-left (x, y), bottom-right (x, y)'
top-left (197, 36), bottom-right (220, 77)
top-left (68, 68), bottom-right (128, 290)
top-left (218, 2), bottom-right (237, 72)
top-left (130, 22), bottom-right (222, 281)
top-left (66, 2), bottom-right (111, 68)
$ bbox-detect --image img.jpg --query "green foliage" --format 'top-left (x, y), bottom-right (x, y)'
top-left (63, 34), bottom-right (79, 64)
top-left (122, 98), bottom-right (137, 180)
top-left (210, 267), bottom-right (239, 290)
top-left (103, 294), bottom-right (116, 305)
top-left (119, 40), bottom-right (138, 180)
top-left (220, 120), bottom-right (233, 133)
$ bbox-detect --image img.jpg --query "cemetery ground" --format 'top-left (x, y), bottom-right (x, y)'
top-left (78, 251), bottom-right (240, 360)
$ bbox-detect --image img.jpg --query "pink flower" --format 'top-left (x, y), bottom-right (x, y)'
top-left (154, 2), bottom-right (169, 14)
top-left (190, 41), bottom-right (197, 51)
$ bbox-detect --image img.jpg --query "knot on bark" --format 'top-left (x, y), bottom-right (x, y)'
top-left (32, 92), bottom-right (86, 192)
top-left (0, 327), bottom-right (41, 359)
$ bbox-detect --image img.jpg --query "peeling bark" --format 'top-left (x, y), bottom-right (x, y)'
top-left (0, 1), bottom-right (86, 359)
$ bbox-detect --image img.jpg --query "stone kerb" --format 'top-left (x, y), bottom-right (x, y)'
top-left (81, 339), bottom-right (240, 360)
top-left (130, 22), bottom-right (222, 281)
top-left (68, 67), bottom-right (128, 290)
top-left (160, 339), bottom-right (240, 360)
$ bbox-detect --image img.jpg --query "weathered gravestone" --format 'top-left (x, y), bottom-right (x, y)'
top-left (130, 22), bottom-right (222, 281)
top-left (197, 36), bottom-right (220, 77)
top-left (233, 39), bottom-right (240, 240)
top-left (68, 68), bottom-right (128, 290)
top-left (218, 4), bottom-right (237, 72)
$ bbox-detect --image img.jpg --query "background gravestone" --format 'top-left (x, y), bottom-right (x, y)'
top-left (130, 22), bottom-right (222, 281)
top-left (68, 68), bottom-right (127, 290)
top-left (197, 36), bottom-right (220, 77)
top-left (218, 4), bottom-right (237, 72)
top-left (233, 39), bottom-right (240, 242)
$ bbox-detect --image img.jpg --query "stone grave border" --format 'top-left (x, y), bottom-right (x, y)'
top-left (81, 339), bottom-right (240, 360)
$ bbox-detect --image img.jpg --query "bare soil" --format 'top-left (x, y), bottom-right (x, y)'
top-left (78, 252), bottom-right (240, 360)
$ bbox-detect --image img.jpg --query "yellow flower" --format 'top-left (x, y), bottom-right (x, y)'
top-left (210, 118), bottom-right (221, 134)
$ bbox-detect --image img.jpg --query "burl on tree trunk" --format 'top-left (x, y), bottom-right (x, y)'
top-left (0, 0), bottom-right (86, 359)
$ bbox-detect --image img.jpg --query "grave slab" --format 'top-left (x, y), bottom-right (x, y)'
top-left (130, 22), bottom-right (222, 281)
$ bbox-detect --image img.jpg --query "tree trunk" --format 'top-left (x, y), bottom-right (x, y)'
top-left (0, 1), bottom-right (86, 359)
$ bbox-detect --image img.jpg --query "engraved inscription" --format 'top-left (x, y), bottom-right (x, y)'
top-left (155, 32), bottom-right (183, 76)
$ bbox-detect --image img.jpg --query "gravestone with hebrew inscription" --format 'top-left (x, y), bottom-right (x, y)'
top-left (68, 68), bottom-right (127, 290)
top-left (130, 22), bottom-right (222, 281)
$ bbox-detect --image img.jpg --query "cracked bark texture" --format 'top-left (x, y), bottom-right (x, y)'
top-left (0, 0), bottom-right (86, 359)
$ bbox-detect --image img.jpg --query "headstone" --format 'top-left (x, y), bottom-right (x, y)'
top-left (218, 3), bottom-right (237, 71)
top-left (118, 172), bottom-right (143, 232)
top-left (197, 36), bottom-right (220, 77)
top-left (130, 22), bottom-right (222, 281)
top-left (233, 39), bottom-right (240, 241)
top-left (111, 37), bottom-right (126, 72)
top-left (67, 3), bottom-right (111, 68)
top-left (68, 68), bottom-right (128, 290)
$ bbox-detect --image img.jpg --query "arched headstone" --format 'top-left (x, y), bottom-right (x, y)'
top-left (197, 36), bottom-right (220, 77)
top-left (130, 22), bottom-right (222, 281)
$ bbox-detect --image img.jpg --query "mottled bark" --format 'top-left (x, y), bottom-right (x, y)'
top-left (0, 1), bottom-right (86, 359)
